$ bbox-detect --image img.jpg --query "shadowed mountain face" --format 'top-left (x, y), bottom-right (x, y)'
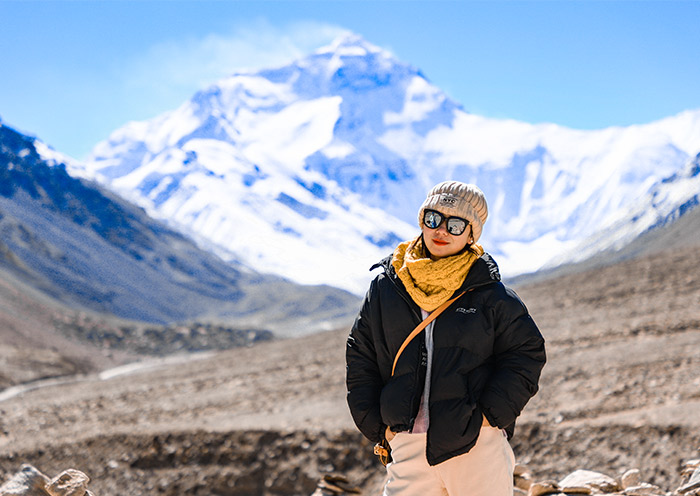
top-left (0, 122), bottom-right (359, 335)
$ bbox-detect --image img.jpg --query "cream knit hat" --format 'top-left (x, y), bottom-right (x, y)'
top-left (418, 181), bottom-right (489, 242)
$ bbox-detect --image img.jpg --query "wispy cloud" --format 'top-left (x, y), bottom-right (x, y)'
top-left (119, 19), bottom-right (350, 114)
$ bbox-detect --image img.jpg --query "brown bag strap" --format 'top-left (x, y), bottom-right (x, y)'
top-left (391, 290), bottom-right (467, 376)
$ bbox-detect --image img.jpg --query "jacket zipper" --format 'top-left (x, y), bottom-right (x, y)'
top-left (383, 262), bottom-right (432, 432)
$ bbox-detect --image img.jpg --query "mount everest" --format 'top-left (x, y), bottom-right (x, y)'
top-left (60, 34), bottom-right (700, 294)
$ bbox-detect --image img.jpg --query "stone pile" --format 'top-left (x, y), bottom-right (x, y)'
top-left (308, 451), bottom-right (700, 496)
top-left (310, 474), bottom-right (362, 495)
top-left (0, 464), bottom-right (94, 496)
top-left (514, 454), bottom-right (700, 496)
top-left (3, 454), bottom-right (698, 496)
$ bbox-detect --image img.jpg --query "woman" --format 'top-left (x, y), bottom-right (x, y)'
top-left (346, 181), bottom-right (546, 496)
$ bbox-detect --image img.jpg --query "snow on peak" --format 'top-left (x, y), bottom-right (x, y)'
top-left (67, 34), bottom-right (700, 292)
top-left (315, 32), bottom-right (384, 57)
top-left (548, 151), bottom-right (700, 267)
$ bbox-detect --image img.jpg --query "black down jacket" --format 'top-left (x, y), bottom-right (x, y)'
top-left (346, 252), bottom-right (546, 466)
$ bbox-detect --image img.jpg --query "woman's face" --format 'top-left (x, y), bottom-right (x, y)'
top-left (421, 210), bottom-right (471, 260)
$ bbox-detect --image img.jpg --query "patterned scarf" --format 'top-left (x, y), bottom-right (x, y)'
top-left (391, 236), bottom-right (484, 312)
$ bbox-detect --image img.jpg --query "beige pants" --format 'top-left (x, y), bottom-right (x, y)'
top-left (383, 427), bottom-right (515, 496)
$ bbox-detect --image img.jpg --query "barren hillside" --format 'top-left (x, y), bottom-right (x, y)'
top-left (0, 267), bottom-right (129, 389)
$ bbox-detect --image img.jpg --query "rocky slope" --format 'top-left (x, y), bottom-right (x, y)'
top-left (0, 266), bottom-right (116, 390)
top-left (0, 121), bottom-right (359, 338)
top-left (1, 241), bottom-right (698, 494)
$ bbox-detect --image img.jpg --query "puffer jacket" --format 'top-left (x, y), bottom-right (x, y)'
top-left (346, 252), bottom-right (546, 466)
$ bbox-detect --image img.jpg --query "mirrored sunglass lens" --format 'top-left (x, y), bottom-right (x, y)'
top-left (446, 218), bottom-right (467, 235)
top-left (424, 211), bottom-right (443, 228)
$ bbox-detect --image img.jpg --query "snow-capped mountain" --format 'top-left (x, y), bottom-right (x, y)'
top-left (549, 151), bottom-right (700, 266)
top-left (68, 34), bottom-right (700, 293)
top-left (0, 120), bottom-right (358, 335)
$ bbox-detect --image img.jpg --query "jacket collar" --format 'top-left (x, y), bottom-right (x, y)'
top-left (461, 252), bottom-right (501, 289)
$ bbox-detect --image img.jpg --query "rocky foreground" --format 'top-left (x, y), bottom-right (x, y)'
top-left (1, 447), bottom-right (699, 496)
top-left (0, 464), bottom-right (95, 496)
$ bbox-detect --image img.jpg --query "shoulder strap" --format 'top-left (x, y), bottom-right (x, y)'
top-left (391, 290), bottom-right (467, 376)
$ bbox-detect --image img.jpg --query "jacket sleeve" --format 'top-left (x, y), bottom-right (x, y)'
top-left (480, 285), bottom-right (546, 430)
top-left (346, 280), bottom-right (386, 443)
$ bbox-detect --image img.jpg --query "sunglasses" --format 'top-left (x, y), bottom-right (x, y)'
top-left (423, 209), bottom-right (469, 236)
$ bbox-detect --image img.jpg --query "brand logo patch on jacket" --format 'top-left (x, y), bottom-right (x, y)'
top-left (456, 307), bottom-right (477, 314)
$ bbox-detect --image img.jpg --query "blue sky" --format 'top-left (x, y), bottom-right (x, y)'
top-left (1, 0), bottom-right (699, 160)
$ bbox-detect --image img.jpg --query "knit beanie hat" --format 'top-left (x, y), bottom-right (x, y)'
top-left (418, 181), bottom-right (489, 242)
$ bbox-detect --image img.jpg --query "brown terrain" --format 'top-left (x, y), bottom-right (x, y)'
top-left (1, 242), bottom-right (699, 495)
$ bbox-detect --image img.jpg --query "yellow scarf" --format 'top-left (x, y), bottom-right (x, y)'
top-left (391, 236), bottom-right (484, 312)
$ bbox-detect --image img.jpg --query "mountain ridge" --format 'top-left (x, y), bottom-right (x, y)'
top-left (62, 34), bottom-right (700, 293)
top-left (0, 121), bottom-right (359, 336)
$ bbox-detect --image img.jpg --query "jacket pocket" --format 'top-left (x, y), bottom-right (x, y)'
top-left (379, 373), bottom-right (416, 430)
top-left (460, 375), bottom-right (478, 436)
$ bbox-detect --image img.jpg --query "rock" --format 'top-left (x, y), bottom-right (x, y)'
top-left (623, 483), bottom-right (663, 495)
top-left (515, 464), bottom-right (535, 490)
top-left (621, 469), bottom-right (641, 489)
top-left (683, 464), bottom-right (699, 481)
top-left (679, 466), bottom-right (700, 494)
top-left (517, 476), bottom-right (535, 490)
top-left (515, 464), bottom-right (532, 477)
top-left (559, 469), bottom-right (620, 493)
top-left (559, 486), bottom-right (591, 494)
top-left (0, 465), bottom-right (95, 496)
top-left (0, 464), bottom-right (50, 495)
top-left (680, 457), bottom-right (700, 486)
top-left (310, 474), bottom-right (361, 495)
top-left (529, 480), bottom-right (561, 496)
top-left (45, 469), bottom-right (90, 496)
top-left (510, 454), bottom-right (700, 496)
